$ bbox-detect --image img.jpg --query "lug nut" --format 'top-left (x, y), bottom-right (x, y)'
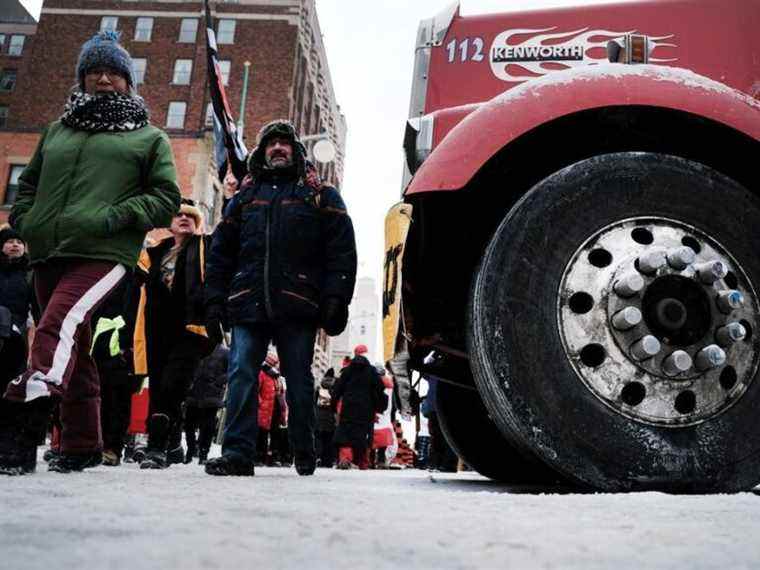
top-left (666, 246), bottom-right (696, 270)
top-left (637, 250), bottom-right (666, 275)
top-left (612, 307), bottom-right (642, 330)
top-left (716, 322), bottom-right (747, 346)
top-left (631, 335), bottom-right (661, 360)
top-left (695, 344), bottom-right (726, 371)
top-left (662, 350), bottom-right (692, 376)
top-left (716, 290), bottom-right (744, 313)
top-left (613, 273), bottom-right (645, 297)
top-left (680, 266), bottom-right (697, 279)
top-left (695, 260), bottom-right (728, 284)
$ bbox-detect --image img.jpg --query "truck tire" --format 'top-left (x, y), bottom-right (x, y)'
top-left (468, 152), bottom-right (760, 492)
top-left (436, 380), bottom-right (564, 484)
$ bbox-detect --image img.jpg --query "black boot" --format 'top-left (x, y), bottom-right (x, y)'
top-left (294, 451), bottom-right (316, 476)
top-left (48, 451), bottom-right (103, 473)
top-left (43, 449), bottom-right (61, 463)
top-left (0, 398), bottom-right (51, 476)
top-left (204, 455), bottom-right (254, 476)
top-left (0, 407), bottom-right (21, 474)
top-left (166, 446), bottom-right (185, 465)
top-left (141, 413), bottom-right (170, 470)
top-left (166, 422), bottom-right (185, 465)
top-left (198, 448), bottom-right (208, 465)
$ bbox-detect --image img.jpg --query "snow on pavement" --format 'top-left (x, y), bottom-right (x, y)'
top-left (2, 459), bottom-right (760, 570)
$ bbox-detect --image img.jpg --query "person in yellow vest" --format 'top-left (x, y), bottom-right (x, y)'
top-left (133, 198), bottom-right (215, 469)
top-left (45, 278), bottom-right (144, 471)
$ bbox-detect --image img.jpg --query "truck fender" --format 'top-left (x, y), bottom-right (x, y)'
top-left (406, 63), bottom-right (760, 196)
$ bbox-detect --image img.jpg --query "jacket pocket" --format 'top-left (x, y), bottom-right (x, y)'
top-left (279, 270), bottom-right (321, 319)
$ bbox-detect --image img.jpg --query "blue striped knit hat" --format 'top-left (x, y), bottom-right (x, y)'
top-left (76, 30), bottom-right (135, 90)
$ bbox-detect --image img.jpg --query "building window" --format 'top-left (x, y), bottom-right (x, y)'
top-left (166, 102), bottom-right (186, 129)
top-left (4, 165), bottom-right (25, 206)
top-left (0, 70), bottom-right (17, 92)
top-left (100, 16), bottom-right (118, 32)
top-left (8, 35), bottom-right (24, 56)
top-left (0, 35), bottom-right (5, 53)
top-left (360, 325), bottom-right (366, 335)
top-left (179, 18), bottom-right (198, 43)
top-left (217, 19), bottom-right (236, 44)
top-left (172, 59), bottom-right (193, 85)
top-left (134, 17), bottom-right (153, 42)
top-left (219, 60), bottom-right (231, 86)
top-left (0, 105), bottom-right (7, 127)
top-left (132, 58), bottom-right (147, 84)
top-left (205, 103), bottom-right (214, 127)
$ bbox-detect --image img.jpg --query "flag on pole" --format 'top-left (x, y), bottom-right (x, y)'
top-left (204, 0), bottom-right (248, 179)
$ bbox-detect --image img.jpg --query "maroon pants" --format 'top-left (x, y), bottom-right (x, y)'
top-left (4, 259), bottom-right (126, 454)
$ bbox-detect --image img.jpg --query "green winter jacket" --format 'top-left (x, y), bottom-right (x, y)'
top-left (10, 120), bottom-right (181, 268)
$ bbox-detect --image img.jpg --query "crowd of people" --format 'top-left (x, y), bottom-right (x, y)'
top-left (0, 30), bottom-right (460, 478)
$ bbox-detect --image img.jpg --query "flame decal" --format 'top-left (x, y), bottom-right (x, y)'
top-left (489, 27), bottom-right (677, 83)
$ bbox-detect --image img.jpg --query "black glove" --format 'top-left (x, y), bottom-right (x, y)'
top-left (205, 303), bottom-right (227, 346)
top-left (321, 296), bottom-right (348, 336)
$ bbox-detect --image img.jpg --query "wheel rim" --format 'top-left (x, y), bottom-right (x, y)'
top-left (558, 216), bottom-right (759, 427)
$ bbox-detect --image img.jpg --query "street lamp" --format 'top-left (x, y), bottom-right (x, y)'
top-left (300, 132), bottom-right (337, 163)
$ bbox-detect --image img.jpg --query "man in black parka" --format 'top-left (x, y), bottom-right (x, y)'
top-left (204, 120), bottom-right (357, 477)
top-left (331, 345), bottom-right (386, 469)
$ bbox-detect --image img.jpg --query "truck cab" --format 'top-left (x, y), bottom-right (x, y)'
top-left (385, 0), bottom-right (760, 491)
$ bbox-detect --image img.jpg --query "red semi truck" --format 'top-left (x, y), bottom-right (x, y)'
top-left (383, 0), bottom-right (760, 491)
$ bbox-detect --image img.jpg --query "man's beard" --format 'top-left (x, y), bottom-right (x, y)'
top-left (266, 155), bottom-right (294, 169)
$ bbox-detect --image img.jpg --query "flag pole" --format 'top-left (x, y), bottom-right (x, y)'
top-left (237, 61), bottom-right (251, 136)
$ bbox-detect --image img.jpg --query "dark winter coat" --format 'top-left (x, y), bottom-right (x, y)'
top-left (0, 253), bottom-right (31, 381)
top-left (0, 254), bottom-right (31, 332)
top-left (143, 234), bottom-right (211, 329)
top-left (10, 121), bottom-right (180, 268)
top-left (136, 234), bottom-right (214, 375)
top-left (332, 356), bottom-right (387, 448)
top-left (186, 344), bottom-right (228, 408)
top-left (316, 372), bottom-right (337, 432)
top-left (90, 276), bottom-right (139, 378)
top-left (204, 161), bottom-right (357, 328)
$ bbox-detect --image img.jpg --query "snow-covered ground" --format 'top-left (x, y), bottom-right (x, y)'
top-left (2, 453), bottom-right (760, 570)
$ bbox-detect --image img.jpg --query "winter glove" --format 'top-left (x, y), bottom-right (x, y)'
top-left (205, 304), bottom-right (227, 347)
top-left (320, 296), bottom-right (348, 336)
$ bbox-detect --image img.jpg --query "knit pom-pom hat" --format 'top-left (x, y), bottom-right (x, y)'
top-left (76, 30), bottom-right (135, 90)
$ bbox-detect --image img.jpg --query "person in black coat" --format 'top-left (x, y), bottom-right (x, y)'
top-left (89, 277), bottom-right (142, 468)
top-left (0, 228), bottom-right (33, 471)
top-left (203, 120), bottom-right (357, 477)
top-left (332, 345), bottom-right (387, 470)
top-left (184, 344), bottom-right (229, 465)
top-left (137, 200), bottom-right (215, 469)
top-left (315, 367), bottom-right (337, 468)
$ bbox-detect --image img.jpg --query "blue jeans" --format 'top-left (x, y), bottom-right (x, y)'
top-left (222, 322), bottom-right (317, 462)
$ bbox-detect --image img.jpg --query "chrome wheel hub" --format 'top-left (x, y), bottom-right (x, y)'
top-left (558, 217), bottom-right (759, 427)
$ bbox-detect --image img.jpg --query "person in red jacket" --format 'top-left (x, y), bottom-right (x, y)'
top-left (256, 353), bottom-right (279, 465)
top-left (372, 365), bottom-right (395, 468)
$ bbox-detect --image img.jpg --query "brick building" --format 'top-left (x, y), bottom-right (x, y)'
top-left (0, 1), bottom-right (37, 219)
top-left (0, 0), bottom-right (347, 378)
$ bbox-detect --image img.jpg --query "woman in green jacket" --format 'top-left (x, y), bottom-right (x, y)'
top-left (0, 31), bottom-right (181, 475)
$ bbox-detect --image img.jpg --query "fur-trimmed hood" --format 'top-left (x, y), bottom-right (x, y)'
top-left (246, 120), bottom-right (308, 179)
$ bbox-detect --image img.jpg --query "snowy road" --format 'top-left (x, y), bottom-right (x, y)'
top-left (2, 458), bottom-right (760, 570)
